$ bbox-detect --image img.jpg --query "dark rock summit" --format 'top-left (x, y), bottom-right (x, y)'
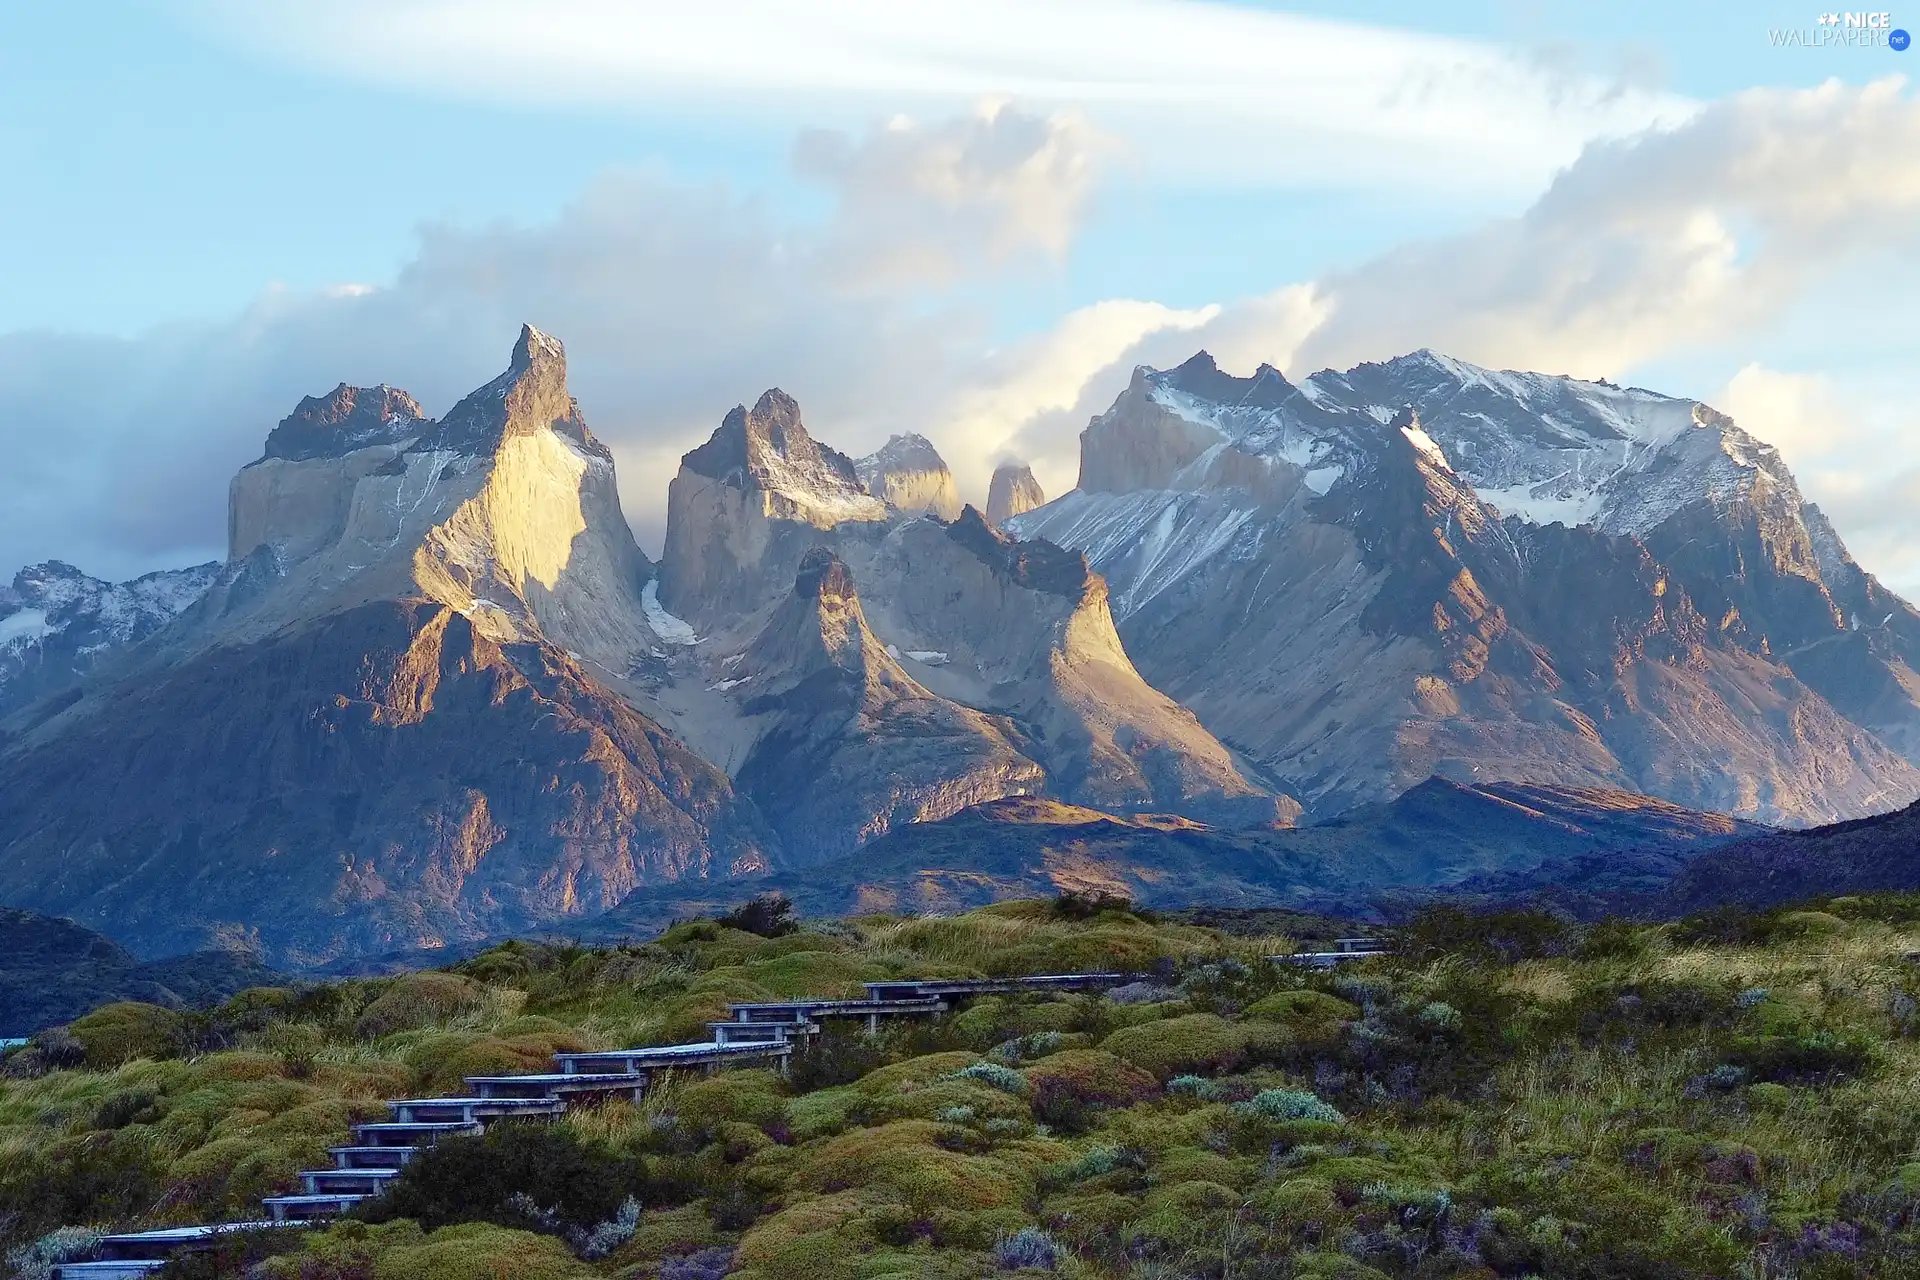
top-left (262, 383), bottom-right (425, 462)
top-left (731, 549), bottom-right (1045, 864)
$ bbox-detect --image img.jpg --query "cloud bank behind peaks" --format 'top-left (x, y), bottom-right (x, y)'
top-left (0, 104), bottom-right (1121, 580)
top-left (1287, 77), bottom-right (1920, 378)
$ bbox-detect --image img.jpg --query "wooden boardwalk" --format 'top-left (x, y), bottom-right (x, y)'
top-left (50, 969), bottom-right (1144, 1277)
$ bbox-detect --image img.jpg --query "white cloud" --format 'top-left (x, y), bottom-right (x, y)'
top-left (1278, 77), bottom-right (1920, 379)
top-left (795, 102), bottom-right (1106, 290)
top-left (1721, 363), bottom-right (1920, 597)
top-left (190, 0), bottom-right (1694, 197)
top-left (934, 297), bottom-right (1221, 504)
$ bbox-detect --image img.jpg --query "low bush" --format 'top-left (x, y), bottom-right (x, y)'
top-left (1100, 1012), bottom-right (1247, 1079)
top-left (66, 1002), bottom-right (185, 1066)
top-left (360, 1122), bottom-right (649, 1235)
top-left (352, 973), bottom-right (492, 1039)
top-left (715, 894), bottom-right (800, 939)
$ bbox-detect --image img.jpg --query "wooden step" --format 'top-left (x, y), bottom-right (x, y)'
top-left (708, 1020), bottom-right (806, 1045)
top-left (299, 1167), bottom-right (401, 1196)
top-left (91, 1224), bottom-right (289, 1260)
top-left (724, 997), bottom-right (945, 1023)
top-left (330, 1144), bottom-right (419, 1170)
top-left (554, 1040), bottom-right (790, 1076)
top-left (262, 1192), bottom-right (366, 1222)
top-left (463, 1071), bottom-right (646, 1101)
top-left (384, 1096), bottom-right (564, 1125)
top-left (53, 1262), bottom-right (165, 1279)
top-left (351, 1120), bottom-right (482, 1147)
top-left (862, 973), bottom-right (1134, 1002)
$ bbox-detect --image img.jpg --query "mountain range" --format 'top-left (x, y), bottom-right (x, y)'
top-left (2, 326), bottom-right (1915, 964)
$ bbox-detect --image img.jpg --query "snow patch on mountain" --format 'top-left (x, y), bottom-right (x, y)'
top-left (0, 609), bottom-right (51, 648)
top-left (1010, 489), bottom-right (1263, 621)
top-left (0, 560), bottom-right (221, 715)
top-left (643, 579), bottom-right (700, 645)
top-left (1400, 424), bottom-right (1452, 471)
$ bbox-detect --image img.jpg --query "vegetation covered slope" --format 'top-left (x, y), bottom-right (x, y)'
top-left (5, 897), bottom-right (1920, 1278)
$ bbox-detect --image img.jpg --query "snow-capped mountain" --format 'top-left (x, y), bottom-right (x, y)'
top-left (0, 559), bottom-right (218, 718)
top-left (1012, 351), bottom-right (1920, 825)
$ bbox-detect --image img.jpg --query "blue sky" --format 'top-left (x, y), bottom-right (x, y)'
top-left (2, 0), bottom-right (1917, 592)
top-left (0, 0), bottom-right (1858, 335)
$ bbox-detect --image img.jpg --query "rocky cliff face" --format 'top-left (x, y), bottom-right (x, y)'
top-left (986, 462), bottom-right (1045, 526)
top-left (1011, 351), bottom-right (1920, 825)
top-left (0, 560), bottom-right (218, 719)
top-left (206, 324), bottom-right (663, 673)
top-left (856, 434), bottom-right (963, 521)
top-left (659, 390), bottom-right (889, 623)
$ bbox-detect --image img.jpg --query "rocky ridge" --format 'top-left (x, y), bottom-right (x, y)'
top-left (0, 329), bottom-right (770, 964)
top-left (0, 559), bottom-right (219, 719)
top-left (7, 328), bottom-right (1918, 960)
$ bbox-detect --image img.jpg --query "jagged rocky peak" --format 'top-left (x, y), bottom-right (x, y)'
top-left (946, 506), bottom-right (1090, 597)
top-left (682, 390), bottom-right (889, 527)
top-left (985, 461), bottom-right (1045, 525)
top-left (745, 547), bottom-right (877, 680)
top-left (660, 390), bottom-right (891, 618)
top-left (261, 383), bottom-right (426, 462)
top-left (1078, 350), bottom-right (1359, 500)
top-left (422, 322), bottom-right (601, 457)
top-left (856, 433), bottom-right (962, 520)
top-left (216, 324), bottom-right (659, 672)
top-left (1018, 346), bottom-right (1920, 825)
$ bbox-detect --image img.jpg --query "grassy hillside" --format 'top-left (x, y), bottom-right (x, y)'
top-left (4, 896), bottom-right (1920, 1278)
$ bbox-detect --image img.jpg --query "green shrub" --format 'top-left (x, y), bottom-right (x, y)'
top-left (5, 1227), bottom-right (104, 1280)
top-left (1398, 905), bottom-right (1573, 963)
top-left (67, 1002), bottom-right (185, 1066)
top-left (1243, 989), bottom-right (1360, 1043)
top-left (715, 894), bottom-right (800, 938)
top-left (948, 1061), bottom-right (1028, 1094)
top-left (353, 973), bottom-right (492, 1039)
top-left (1099, 1013), bottom-right (1246, 1079)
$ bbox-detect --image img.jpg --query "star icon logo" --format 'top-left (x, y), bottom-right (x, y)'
top-left (1818, 11), bottom-right (1840, 22)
